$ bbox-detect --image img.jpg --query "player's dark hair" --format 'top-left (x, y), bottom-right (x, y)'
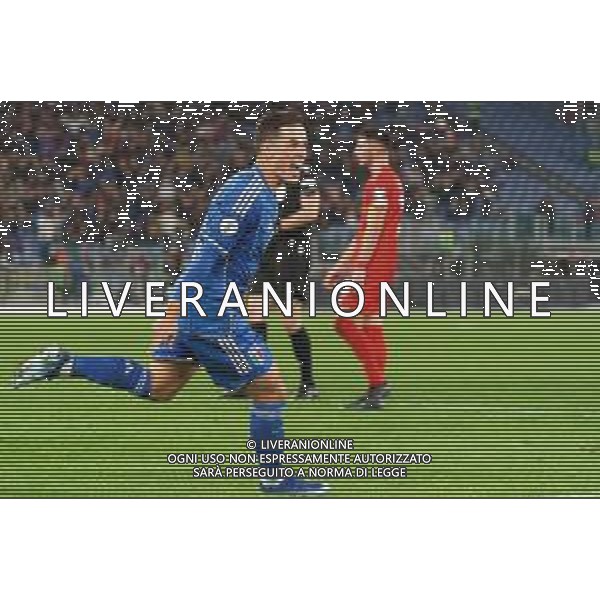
top-left (255, 108), bottom-right (309, 149)
top-left (355, 124), bottom-right (393, 153)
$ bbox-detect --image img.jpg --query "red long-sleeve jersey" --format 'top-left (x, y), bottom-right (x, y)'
top-left (352, 165), bottom-right (403, 279)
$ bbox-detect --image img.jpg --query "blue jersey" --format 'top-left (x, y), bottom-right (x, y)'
top-left (169, 164), bottom-right (279, 325)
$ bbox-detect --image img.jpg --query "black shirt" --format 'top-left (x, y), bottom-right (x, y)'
top-left (276, 181), bottom-right (313, 242)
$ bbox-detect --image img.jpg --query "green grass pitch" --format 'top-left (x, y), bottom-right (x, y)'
top-left (1, 312), bottom-right (599, 497)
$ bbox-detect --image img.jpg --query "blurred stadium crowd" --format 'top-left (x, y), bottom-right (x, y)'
top-left (1, 100), bottom-right (599, 304)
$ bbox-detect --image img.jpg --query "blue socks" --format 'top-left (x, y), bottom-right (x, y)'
top-left (71, 357), bottom-right (152, 398)
top-left (249, 401), bottom-right (286, 465)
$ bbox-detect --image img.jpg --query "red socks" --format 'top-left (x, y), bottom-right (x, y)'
top-left (335, 319), bottom-right (387, 388)
top-left (335, 318), bottom-right (370, 367)
top-left (364, 324), bottom-right (387, 387)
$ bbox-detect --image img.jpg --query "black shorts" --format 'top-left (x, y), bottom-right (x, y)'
top-left (250, 234), bottom-right (311, 301)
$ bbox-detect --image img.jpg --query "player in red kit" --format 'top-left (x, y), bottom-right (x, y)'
top-left (325, 126), bottom-right (403, 409)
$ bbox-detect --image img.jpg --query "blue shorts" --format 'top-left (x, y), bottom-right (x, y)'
top-left (153, 316), bottom-right (273, 391)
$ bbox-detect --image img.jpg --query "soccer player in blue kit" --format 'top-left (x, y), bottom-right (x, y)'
top-left (13, 109), bottom-right (328, 495)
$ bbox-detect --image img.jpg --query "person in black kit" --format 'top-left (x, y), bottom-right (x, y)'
top-left (224, 177), bottom-right (321, 399)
